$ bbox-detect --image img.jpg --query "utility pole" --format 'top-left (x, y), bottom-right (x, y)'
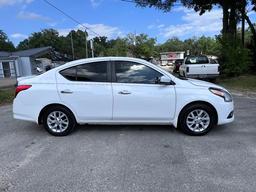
top-left (85, 30), bottom-right (88, 58)
top-left (70, 31), bottom-right (75, 60)
top-left (133, 31), bottom-right (137, 46)
top-left (90, 39), bottom-right (94, 58)
top-left (241, 0), bottom-right (246, 47)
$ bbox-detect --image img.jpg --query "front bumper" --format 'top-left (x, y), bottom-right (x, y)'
top-left (217, 101), bottom-right (234, 125)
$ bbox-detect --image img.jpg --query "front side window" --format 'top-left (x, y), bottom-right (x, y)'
top-left (114, 61), bottom-right (163, 84)
top-left (60, 62), bottom-right (108, 82)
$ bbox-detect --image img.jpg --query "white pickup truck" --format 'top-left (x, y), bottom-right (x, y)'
top-left (179, 55), bottom-right (220, 80)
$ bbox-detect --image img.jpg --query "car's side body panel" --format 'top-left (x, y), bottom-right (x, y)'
top-left (13, 57), bottom-right (234, 129)
top-left (112, 83), bottom-right (176, 121)
top-left (172, 85), bottom-right (234, 127)
top-left (56, 73), bottom-right (113, 121)
top-left (13, 83), bottom-right (61, 123)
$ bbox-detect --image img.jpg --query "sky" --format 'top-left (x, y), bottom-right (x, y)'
top-left (0, 0), bottom-right (255, 46)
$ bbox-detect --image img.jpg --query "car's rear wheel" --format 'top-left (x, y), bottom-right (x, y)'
top-left (43, 106), bottom-right (76, 136)
top-left (178, 104), bottom-right (216, 136)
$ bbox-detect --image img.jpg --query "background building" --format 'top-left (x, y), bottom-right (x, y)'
top-left (0, 47), bottom-right (70, 79)
top-left (160, 51), bottom-right (185, 66)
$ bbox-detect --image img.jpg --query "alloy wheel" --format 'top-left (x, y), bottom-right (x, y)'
top-left (47, 111), bottom-right (69, 133)
top-left (186, 109), bottom-right (210, 133)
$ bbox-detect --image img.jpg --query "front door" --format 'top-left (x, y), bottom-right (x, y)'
top-left (57, 61), bottom-right (112, 122)
top-left (2, 62), bottom-right (11, 78)
top-left (112, 61), bottom-right (176, 122)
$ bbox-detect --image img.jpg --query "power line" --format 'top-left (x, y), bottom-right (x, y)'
top-left (120, 0), bottom-right (182, 7)
top-left (43, 0), bottom-right (100, 37)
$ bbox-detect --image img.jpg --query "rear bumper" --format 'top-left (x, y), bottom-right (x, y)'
top-left (13, 113), bottom-right (36, 123)
top-left (187, 74), bottom-right (219, 79)
top-left (13, 98), bottom-right (39, 123)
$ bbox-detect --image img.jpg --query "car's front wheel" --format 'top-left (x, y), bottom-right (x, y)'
top-left (178, 104), bottom-right (216, 136)
top-left (43, 106), bottom-right (76, 136)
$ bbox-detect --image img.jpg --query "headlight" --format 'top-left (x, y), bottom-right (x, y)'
top-left (209, 87), bottom-right (233, 102)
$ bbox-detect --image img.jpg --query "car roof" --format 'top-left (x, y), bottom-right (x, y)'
top-left (51, 56), bottom-right (174, 79)
top-left (56, 57), bottom-right (151, 69)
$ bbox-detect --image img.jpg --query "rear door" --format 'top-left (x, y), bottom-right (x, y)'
top-left (111, 60), bottom-right (176, 122)
top-left (56, 61), bottom-right (112, 121)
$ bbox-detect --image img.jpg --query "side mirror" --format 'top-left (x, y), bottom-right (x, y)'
top-left (158, 76), bottom-right (175, 85)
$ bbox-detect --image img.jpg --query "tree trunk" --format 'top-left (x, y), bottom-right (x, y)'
top-left (229, 6), bottom-right (237, 38)
top-left (244, 15), bottom-right (256, 46)
top-left (244, 15), bottom-right (256, 69)
top-left (222, 2), bottom-right (229, 35)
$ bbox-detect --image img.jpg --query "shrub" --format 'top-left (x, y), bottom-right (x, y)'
top-left (218, 36), bottom-right (251, 76)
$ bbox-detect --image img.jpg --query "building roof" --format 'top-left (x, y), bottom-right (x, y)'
top-left (160, 51), bottom-right (185, 55)
top-left (0, 47), bottom-right (52, 58)
top-left (0, 51), bottom-right (11, 57)
top-left (12, 47), bottom-right (52, 57)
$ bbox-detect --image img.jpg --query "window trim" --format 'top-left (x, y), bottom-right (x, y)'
top-left (111, 61), bottom-right (165, 85)
top-left (59, 61), bottom-right (111, 83)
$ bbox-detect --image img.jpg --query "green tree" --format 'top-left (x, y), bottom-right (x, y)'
top-left (126, 33), bottom-right (156, 59)
top-left (134, 0), bottom-right (255, 74)
top-left (158, 37), bottom-right (184, 52)
top-left (105, 38), bottom-right (129, 56)
top-left (17, 29), bottom-right (60, 51)
top-left (91, 36), bottom-right (109, 57)
top-left (66, 30), bottom-right (88, 59)
top-left (17, 29), bottom-right (89, 59)
top-left (0, 30), bottom-right (15, 51)
top-left (196, 36), bottom-right (221, 55)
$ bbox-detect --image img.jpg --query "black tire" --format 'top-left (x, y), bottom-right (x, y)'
top-left (178, 103), bottom-right (216, 136)
top-left (42, 106), bottom-right (76, 136)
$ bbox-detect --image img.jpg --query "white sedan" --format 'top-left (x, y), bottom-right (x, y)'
top-left (13, 57), bottom-right (234, 136)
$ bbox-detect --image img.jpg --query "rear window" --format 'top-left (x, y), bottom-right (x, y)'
top-left (185, 56), bottom-right (209, 64)
top-left (60, 62), bottom-right (108, 82)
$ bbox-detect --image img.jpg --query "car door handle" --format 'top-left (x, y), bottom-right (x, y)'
top-left (118, 90), bottom-right (131, 95)
top-left (61, 90), bottom-right (73, 94)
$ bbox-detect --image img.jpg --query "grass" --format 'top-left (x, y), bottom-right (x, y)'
top-left (218, 74), bottom-right (256, 92)
top-left (0, 87), bottom-right (15, 106)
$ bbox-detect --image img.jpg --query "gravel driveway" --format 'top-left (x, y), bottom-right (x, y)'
top-left (0, 96), bottom-right (256, 192)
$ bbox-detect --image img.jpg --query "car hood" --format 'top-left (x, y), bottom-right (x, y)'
top-left (187, 78), bottom-right (227, 91)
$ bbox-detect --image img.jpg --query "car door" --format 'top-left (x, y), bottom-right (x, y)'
top-left (112, 60), bottom-right (176, 122)
top-left (56, 61), bottom-right (112, 121)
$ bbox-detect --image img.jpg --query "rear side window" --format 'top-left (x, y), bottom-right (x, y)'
top-left (60, 67), bottom-right (76, 81)
top-left (185, 56), bottom-right (209, 64)
top-left (60, 62), bottom-right (108, 82)
top-left (114, 61), bottom-right (163, 84)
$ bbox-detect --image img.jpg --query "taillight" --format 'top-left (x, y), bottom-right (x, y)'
top-left (186, 67), bottom-right (189, 73)
top-left (15, 85), bottom-right (32, 97)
